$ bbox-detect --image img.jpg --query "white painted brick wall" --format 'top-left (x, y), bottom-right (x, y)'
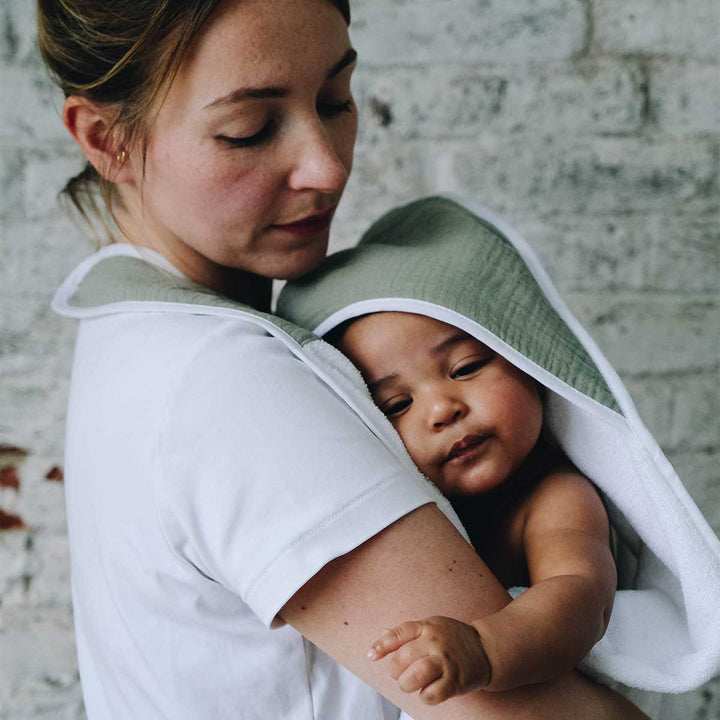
top-left (1, 1), bottom-right (718, 718)
top-left (350, 0), bottom-right (588, 63)
top-left (356, 60), bottom-right (645, 141)
top-left (650, 59), bottom-right (720, 134)
top-left (564, 294), bottom-right (717, 373)
top-left (447, 136), bottom-right (718, 213)
top-left (593, 0), bottom-right (720, 57)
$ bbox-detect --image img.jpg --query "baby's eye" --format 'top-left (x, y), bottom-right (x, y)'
top-left (451, 358), bottom-right (491, 379)
top-left (382, 397), bottom-right (412, 418)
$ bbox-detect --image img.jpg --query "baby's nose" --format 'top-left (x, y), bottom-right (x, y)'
top-left (430, 398), bottom-right (466, 429)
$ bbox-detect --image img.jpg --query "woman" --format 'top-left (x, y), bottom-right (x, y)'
top-left (39, 0), bottom-right (646, 717)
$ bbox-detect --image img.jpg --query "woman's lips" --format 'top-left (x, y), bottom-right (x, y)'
top-left (446, 434), bottom-right (488, 463)
top-left (271, 208), bottom-right (334, 237)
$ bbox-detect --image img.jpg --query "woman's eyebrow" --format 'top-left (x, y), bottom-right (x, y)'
top-left (203, 47), bottom-right (357, 110)
top-left (326, 47), bottom-right (357, 80)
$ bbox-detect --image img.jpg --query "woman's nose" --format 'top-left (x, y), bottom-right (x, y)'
top-left (428, 395), bottom-right (468, 430)
top-left (286, 120), bottom-right (350, 194)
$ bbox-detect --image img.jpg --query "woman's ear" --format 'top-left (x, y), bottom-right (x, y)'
top-left (62, 96), bottom-right (133, 183)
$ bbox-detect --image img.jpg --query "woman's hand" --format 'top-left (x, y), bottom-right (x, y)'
top-left (368, 616), bottom-right (492, 705)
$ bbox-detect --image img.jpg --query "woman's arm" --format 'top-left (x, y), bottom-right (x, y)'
top-left (281, 503), bottom-right (643, 719)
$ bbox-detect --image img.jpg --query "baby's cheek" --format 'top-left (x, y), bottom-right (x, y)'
top-left (505, 385), bottom-right (543, 449)
top-left (398, 428), bottom-right (435, 479)
top-left (416, 459), bottom-right (445, 488)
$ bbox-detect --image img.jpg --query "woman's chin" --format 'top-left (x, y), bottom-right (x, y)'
top-left (267, 240), bottom-right (330, 280)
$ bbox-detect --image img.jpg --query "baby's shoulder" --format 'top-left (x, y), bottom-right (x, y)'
top-left (531, 465), bottom-right (596, 498)
top-left (521, 466), bottom-right (609, 535)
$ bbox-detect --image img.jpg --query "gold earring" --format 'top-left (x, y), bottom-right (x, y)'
top-left (115, 149), bottom-right (127, 165)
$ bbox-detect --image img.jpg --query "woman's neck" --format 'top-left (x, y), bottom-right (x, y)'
top-left (113, 208), bottom-right (273, 311)
top-left (168, 249), bottom-right (273, 311)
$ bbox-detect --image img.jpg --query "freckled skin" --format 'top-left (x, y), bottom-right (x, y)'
top-left (113, 0), bottom-right (358, 291)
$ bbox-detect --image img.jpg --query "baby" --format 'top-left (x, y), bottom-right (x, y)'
top-left (327, 310), bottom-right (616, 704)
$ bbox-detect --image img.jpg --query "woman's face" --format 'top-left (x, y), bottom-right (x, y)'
top-left (124, 0), bottom-right (357, 280)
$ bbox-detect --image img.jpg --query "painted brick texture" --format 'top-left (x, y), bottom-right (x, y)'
top-left (1, 1), bottom-right (718, 718)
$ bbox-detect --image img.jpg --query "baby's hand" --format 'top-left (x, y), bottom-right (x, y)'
top-left (367, 616), bottom-right (491, 705)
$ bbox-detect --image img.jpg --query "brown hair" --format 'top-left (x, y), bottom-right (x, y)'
top-left (36, 0), bottom-right (351, 240)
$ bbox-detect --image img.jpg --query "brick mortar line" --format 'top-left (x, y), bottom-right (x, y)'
top-left (621, 366), bottom-right (720, 381)
top-left (664, 444), bottom-right (719, 455)
top-left (354, 57), bottom-right (720, 73)
top-left (575, 0), bottom-right (594, 59)
top-left (355, 131), bottom-right (719, 142)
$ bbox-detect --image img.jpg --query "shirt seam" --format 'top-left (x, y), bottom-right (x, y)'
top-left (244, 475), bottom-right (401, 600)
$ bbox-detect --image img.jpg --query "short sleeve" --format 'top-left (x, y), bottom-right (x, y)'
top-left (156, 319), bottom-right (435, 627)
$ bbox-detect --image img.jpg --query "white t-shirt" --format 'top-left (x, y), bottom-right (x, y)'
top-left (54, 246), bottom-right (448, 720)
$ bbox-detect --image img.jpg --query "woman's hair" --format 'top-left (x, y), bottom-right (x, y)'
top-left (36, 0), bottom-right (351, 240)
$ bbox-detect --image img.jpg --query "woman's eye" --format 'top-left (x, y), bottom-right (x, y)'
top-left (216, 99), bottom-right (353, 149)
top-left (451, 358), bottom-right (491, 379)
top-left (317, 98), bottom-right (354, 117)
top-left (382, 397), bottom-right (412, 418)
top-left (216, 121), bottom-right (274, 149)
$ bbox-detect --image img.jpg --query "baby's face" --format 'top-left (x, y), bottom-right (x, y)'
top-left (338, 312), bottom-right (543, 496)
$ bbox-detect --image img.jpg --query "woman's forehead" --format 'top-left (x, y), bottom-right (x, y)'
top-left (170, 0), bottom-right (352, 111)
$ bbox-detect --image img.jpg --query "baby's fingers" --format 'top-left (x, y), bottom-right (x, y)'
top-left (368, 621), bottom-right (425, 661)
top-left (397, 656), bottom-right (444, 695)
top-left (418, 677), bottom-right (454, 706)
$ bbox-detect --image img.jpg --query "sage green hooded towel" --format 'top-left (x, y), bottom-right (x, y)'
top-left (278, 195), bottom-right (720, 693)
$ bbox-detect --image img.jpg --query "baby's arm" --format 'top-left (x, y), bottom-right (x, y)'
top-left (369, 471), bottom-right (615, 699)
top-left (471, 470), bottom-right (616, 690)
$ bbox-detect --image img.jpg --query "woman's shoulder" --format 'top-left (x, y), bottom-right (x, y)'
top-left (156, 315), bottom-right (375, 449)
top-left (151, 315), bottom-right (437, 629)
top-left (74, 308), bottom-right (285, 380)
top-left (162, 313), bottom-right (315, 390)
